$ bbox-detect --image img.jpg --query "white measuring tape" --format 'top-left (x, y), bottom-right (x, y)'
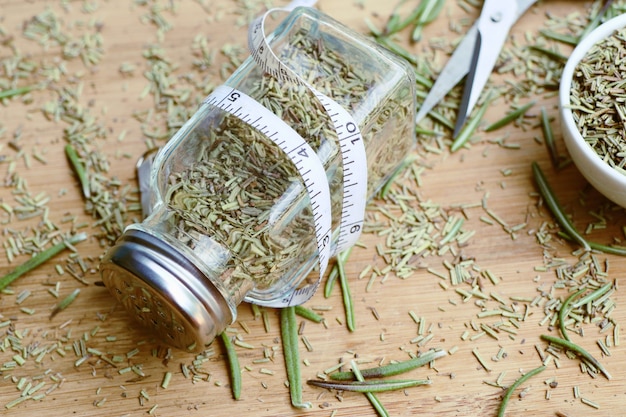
top-left (203, 5), bottom-right (368, 307)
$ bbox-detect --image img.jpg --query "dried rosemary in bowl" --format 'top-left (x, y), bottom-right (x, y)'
top-left (569, 26), bottom-right (626, 175)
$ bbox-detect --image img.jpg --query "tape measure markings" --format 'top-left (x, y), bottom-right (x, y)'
top-left (207, 7), bottom-right (369, 307)
top-left (248, 8), bottom-right (368, 305)
top-left (204, 85), bottom-right (333, 293)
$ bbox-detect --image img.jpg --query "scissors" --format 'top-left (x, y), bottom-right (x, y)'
top-left (415, 0), bottom-right (538, 137)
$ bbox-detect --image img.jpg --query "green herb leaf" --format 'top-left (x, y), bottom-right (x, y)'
top-left (220, 332), bottom-right (242, 400)
top-left (497, 365), bottom-right (546, 417)
top-left (531, 162), bottom-right (590, 251)
top-left (294, 305), bottom-right (324, 323)
top-left (307, 378), bottom-right (431, 393)
top-left (337, 248), bottom-right (356, 332)
top-left (540, 334), bottom-right (611, 380)
top-left (330, 349), bottom-right (447, 380)
top-left (350, 360), bottom-right (390, 417)
top-left (451, 93), bottom-right (493, 152)
top-left (49, 288), bottom-right (81, 320)
top-left (485, 101), bottom-right (535, 132)
top-left (280, 307), bottom-right (311, 409)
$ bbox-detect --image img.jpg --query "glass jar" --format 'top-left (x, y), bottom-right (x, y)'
top-left (100, 6), bottom-right (416, 351)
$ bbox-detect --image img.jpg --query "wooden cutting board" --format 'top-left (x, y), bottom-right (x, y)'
top-left (1, 1), bottom-right (625, 416)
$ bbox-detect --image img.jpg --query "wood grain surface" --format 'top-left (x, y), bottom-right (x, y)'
top-left (1, 1), bottom-right (626, 416)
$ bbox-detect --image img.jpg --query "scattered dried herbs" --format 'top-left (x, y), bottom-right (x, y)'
top-left (0, 233), bottom-right (87, 292)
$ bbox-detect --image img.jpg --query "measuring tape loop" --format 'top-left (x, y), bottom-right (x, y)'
top-left (205, 6), bottom-right (368, 307)
top-left (249, 8), bottom-right (368, 253)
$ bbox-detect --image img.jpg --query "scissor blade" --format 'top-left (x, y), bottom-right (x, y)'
top-left (452, 32), bottom-right (482, 137)
top-left (414, 24), bottom-right (478, 124)
top-left (452, 2), bottom-right (521, 136)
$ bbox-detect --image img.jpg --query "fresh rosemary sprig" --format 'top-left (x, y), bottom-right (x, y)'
top-left (558, 288), bottom-right (586, 341)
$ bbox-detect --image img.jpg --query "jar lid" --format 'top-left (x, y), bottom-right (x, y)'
top-left (100, 229), bottom-right (233, 351)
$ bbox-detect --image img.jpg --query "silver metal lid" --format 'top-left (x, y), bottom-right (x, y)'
top-left (100, 229), bottom-right (233, 351)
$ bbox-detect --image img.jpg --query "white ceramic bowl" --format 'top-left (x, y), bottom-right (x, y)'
top-left (559, 14), bottom-right (626, 208)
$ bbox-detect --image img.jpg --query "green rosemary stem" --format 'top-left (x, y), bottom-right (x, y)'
top-left (556, 231), bottom-right (626, 256)
top-left (411, 0), bottom-right (445, 42)
top-left (0, 233), bottom-right (87, 292)
top-left (497, 365), bottom-right (546, 417)
top-left (578, 0), bottom-right (615, 41)
top-left (337, 248), bottom-right (356, 332)
top-left (485, 101), bottom-right (535, 132)
top-left (439, 217), bottom-right (464, 246)
top-left (451, 93), bottom-right (492, 152)
top-left (427, 109), bottom-right (454, 130)
top-left (49, 288), bottom-right (80, 320)
top-left (384, 0), bottom-right (421, 35)
top-left (415, 126), bottom-right (442, 136)
top-left (587, 240), bottom-right (626, 256)
top-left (326, 247), bottom-right (352, 298)
top-left (558, 288), bottom-right (586, 341)
top-left (330, 349), bottom-right (447, 381)
top-left (373, 36), bottom-right (417, 65)
top-left (280, 307), bottom-right (311, 409)
top-left (531, 162), bottom-right (590, 251)
top-left (350, 360), bottom-right (390, 417)
top-left (382, 0), bottom-right (409, 35)
top-left (220, 332), bottom-right (242, 400)
top-left (324, 262), bottom-right (339, 298)
top-left (306, 378), bottom-right (431, 393)
top-left (539, 29), bottom-right (578, 46)
top-left (571, 282), bottom-right (613, 309)
top-left (294, 305), bottom-right (324, 323)
top-left (65, 144), bottom-right (91, 199)
top-left (540, 107), bottom-right (560, 168)
top-left (379, 154), bottom-right (417, 198)
top-left (528, 45), bottom-right (568, 63)
top-left (0, 85), bottom-right (37, 100)
top-left (540, 334), bottom-right (611, 380)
